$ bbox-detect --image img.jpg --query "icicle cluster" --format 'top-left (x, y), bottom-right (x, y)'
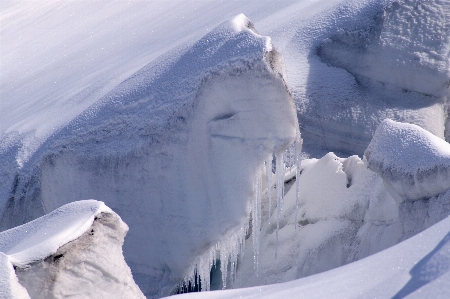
top-left (275, 151), bottom-right (285, 258)
top-left (252, 168), bottom-right (262, 276)
top-left (294, 135), bottom-right (303, 228)
top-left (183, 135), bottom-right (303, 291)
top-left (183, 222), bottom-right (248, 292)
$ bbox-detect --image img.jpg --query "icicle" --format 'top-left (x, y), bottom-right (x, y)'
top-left (252, 168), bottom-right (262, 276)
top-left (275, 151), bottom-right (285, 258)
top-left (265, 156), bottom-right (273, 224)
top-left (295, 136), bottom-right (303, 229)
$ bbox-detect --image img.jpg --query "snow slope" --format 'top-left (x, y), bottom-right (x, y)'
top-left (167, 215), bottom-right (450, 299)
top-left (0, 200), bottom-right (144, 298)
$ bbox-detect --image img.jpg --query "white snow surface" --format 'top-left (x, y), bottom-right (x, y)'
top-left (167, 215), bottom-right (450, 299)
top-left (365, 119), bottom-right (450, 201)
top-left (0, 200), bottom-right (110, 268)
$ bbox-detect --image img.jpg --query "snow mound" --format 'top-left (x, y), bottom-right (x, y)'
top-left (1, 14), bottom-right (298, 297)
top-left (0, 200), bottom-right (144, 298)
top-left (365, 119), bottom-right (450, 201)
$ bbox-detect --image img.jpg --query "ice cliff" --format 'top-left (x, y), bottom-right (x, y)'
top-left (0, 200), bottom-right (144, 299)
top-left (0, 14), bottom-right (299, 297)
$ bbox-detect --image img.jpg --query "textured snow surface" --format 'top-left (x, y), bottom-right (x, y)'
top-left (319, 0), bottom-right (450, 98)
top-left (166, 215), bottom-right (450, 299)
top-left (365, 119), bottom-right (450, 201)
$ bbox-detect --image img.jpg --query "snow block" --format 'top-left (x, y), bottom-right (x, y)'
top-left (365, 119), bottom-right (450, 201)
top-left (0, 200), bottom-right (144, 299)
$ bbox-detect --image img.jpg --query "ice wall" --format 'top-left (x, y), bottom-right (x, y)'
top-left (0, 15), bottom-right (298, 298)
top-left (0, 200), bottom-right (144, 298)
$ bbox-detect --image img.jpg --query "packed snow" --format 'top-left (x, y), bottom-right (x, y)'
top-left (1, 0), bottom-right (450, 298)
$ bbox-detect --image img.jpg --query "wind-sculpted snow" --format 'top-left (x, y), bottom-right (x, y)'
top-left (1, 15), bottom-right (298, 298)
top-left (0, 200), bottom-right (144, 298)
top-left (365, 119), bottom-right (450, 201)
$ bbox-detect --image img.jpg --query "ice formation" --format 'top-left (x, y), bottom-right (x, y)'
top-left (0, 200), bottom-right (144, 298)
top-left (365, 119), bottom-right (450, 201)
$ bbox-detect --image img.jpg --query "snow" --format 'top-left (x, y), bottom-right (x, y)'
top-left (365, 119), bottom-right (450, 201)
top-left (1, 0), bottom-right (450, 298)
top-left (166, 215), bottom-right (450, 299)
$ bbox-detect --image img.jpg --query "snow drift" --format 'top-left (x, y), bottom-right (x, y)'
top-left (365, 119), bottom-right (450, 201)
top-left (1, 14), bottom-right (299, 297)
top-left (0, 200), bottom-right (144, 298)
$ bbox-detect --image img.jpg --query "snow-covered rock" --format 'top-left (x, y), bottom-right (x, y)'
top-left (0, 200), bottom-right (144, 298)
top-left (365, 119), bottom-right (450, 201)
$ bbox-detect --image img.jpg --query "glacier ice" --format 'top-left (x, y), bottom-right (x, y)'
top-left (0, 200), bottom-right (144, 298)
